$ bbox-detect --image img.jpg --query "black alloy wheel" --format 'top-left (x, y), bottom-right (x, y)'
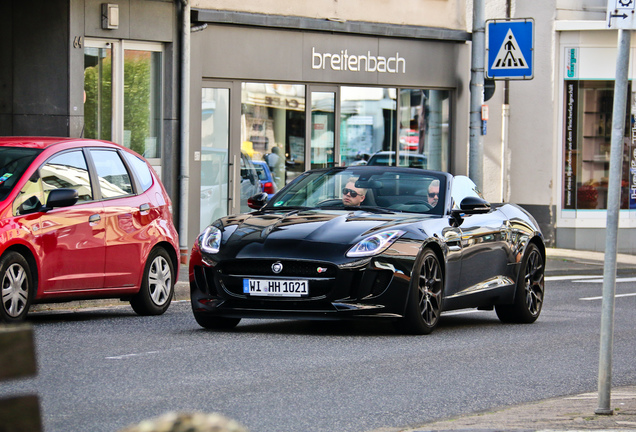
top-left (496, 242), bottom-right (545, 324)
top-left (130, 247), bottom-right (175, 316)
top-left (0, 251), bottom-right (33, 323)
top-left (398, 248), bottom-right (444, 335)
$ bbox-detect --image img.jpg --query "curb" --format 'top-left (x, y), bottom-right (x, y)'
top-left (545, 248), bottom-right (636, 265)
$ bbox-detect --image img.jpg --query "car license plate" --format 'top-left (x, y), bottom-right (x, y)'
top-left (243, 279), bottom-right (308, 297)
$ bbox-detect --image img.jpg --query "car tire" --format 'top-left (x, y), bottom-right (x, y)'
top-left (495, 243), bottom-right (545, 324)
top-left (0, 251), bottom-right (33, 323)
top-left (397, 248), bottom-right (444, 335)
top-left (130, 247), bottom-right (175, 316)
top-left (193, 311), bottom-right (241, 330)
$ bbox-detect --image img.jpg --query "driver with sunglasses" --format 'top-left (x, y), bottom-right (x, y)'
top-left (342, 177), bottom-right (367, 206)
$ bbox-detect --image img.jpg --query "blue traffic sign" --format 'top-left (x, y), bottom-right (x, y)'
top-left (486, 19), bottom-right (534, 80)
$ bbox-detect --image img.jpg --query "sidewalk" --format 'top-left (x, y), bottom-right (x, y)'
top-left (399, 385), bottom-right (636, 432)
top-left (545, 248), bottom-right (636, 277)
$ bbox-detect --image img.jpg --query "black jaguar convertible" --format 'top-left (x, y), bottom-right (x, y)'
top-left (189, 166), bottom-right (545, 334)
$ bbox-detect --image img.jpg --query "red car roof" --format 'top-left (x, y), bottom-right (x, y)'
top-left (0, 136), bottom-right (80, 150)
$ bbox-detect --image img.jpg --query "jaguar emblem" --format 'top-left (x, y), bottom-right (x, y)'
top-left (271, 262), bottom-right (283, 274)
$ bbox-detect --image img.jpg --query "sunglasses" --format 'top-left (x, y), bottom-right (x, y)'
top-left (342, 188), bottom-right (361, 198)
top-left (428, 192), bottom-right (439, 198)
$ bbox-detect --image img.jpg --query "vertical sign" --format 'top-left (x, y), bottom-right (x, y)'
top-left (564, 82), bottom-right (578, 209)
top-left (606, 0), bottom-right (636, 29)
top-left (566, 47), bottom-right (578, 79)
top-left (486, 19), bottom-right (534, 80)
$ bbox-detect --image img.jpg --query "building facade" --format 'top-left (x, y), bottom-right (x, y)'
top-left (478, 0), bottom-right (636, 253)
top-left (2, 0), bottom-right (634, 254)
top-left (0, 0), bottom-right (182, 223)
top-left (186, 9), bottom-right (472, 244)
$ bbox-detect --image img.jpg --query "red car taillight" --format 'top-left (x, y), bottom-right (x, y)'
top-left (262, 182), bottom-right (275, 194)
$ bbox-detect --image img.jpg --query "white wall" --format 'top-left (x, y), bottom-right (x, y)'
top-left (555, 0), bottom-right (606, 20)
top-left (506, 0), bottom-right (557, 207)
top-left (470, 0), bottom-right (558, 207)
top-left (192, 0), bottom-right (467, 30)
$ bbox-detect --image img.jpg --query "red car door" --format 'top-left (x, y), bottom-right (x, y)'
top-left (88, 148), bottom-right (149, 288)
top-left (36, 150), bottom-right (106, 291)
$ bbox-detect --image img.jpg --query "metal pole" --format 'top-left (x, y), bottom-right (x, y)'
top-left (596, 28), bottom-right (630, 415)
top-left (500, 0), bottom-right (511, 203)
top-left (469, 0), bottom-right (485, 190)
top-left (179, 0), bottom-right (191, 263)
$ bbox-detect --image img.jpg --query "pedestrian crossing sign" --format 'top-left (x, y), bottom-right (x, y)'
top-left (486, 19), bottom-right (534, 80)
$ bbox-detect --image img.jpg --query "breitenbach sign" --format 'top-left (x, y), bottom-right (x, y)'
top-left (311, 47), bottom-right (406, 73)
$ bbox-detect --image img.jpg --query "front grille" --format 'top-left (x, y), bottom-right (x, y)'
top-left (213, 259), bottom-right (345, 300)
top-left (219, 260), bottom-right (337, 278)
top-left (198, 260), bottom-right (391, 302)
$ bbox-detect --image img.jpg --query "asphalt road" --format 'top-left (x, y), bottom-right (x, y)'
top-left (1, 275), bottom-right (635, 432)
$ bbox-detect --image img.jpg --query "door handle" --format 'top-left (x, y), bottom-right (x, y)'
top-left (139, 203), bottom-right (150, 212)
top-left (89, 214), bottom-right (101, 224)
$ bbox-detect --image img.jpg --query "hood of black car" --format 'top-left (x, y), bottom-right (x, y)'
top-left (215, 209), bottom-right (424, 261)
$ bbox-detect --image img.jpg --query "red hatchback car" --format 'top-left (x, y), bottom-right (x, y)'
top-left (0, 137), bottom-right (179, 322)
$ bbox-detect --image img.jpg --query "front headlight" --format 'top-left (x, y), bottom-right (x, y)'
top-left (199, 226), bottom-right (223, 254)
top-left (346, 230), bottom-right (405, 257)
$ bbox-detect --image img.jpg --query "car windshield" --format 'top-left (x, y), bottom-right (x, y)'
top-left (267, 167), bottom-right (446, 215)
top-left (0, 147), bottom-right (42, 202)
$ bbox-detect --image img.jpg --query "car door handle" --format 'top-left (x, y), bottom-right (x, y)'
top-left (89, 214), bottom-right (101, 224)
top-left (139, 203), bottom-right (150, 212)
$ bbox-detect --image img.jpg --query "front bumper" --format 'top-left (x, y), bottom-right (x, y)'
top-left (190, 256), bottom-right (412, 320)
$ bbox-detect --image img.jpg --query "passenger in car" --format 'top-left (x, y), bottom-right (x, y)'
top-left (427, 179), bottom-right (440, 207)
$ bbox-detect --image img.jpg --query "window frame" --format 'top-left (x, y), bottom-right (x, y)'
top-left (84, 39), bottom-right (164, 167)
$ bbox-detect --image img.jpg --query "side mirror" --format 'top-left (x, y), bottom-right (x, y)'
top-left (458, 196), bottom-right (490, 214)
top-left (241, 168), bottom-right (257, 185)
top-left (247, 192), bottom-right (269, 210)
top-left (450, 196), bottom-right (490, 227)
top-left (42, 188), bottom-right (79, 211)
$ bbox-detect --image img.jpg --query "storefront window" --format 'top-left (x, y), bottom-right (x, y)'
top-left (399, 89), bottom-right (450, 171)
top-left (84, 41), bottom-right (163, 160)
top-left (311, 92), bottom-right (335, 169)
top-left (241, 83), bottom-right (306, 190)
top-left (563, 80), bottom-right (633, 210)
top-left (340, 87), bottom-right (396, 166)
top-left (84, 45), bottom-right (112, 141)
top-left (200, 88), bottom-right (230, 232)
top-left (123, 49), bottom-right (162, 158)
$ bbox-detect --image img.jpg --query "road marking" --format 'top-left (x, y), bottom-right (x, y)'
top-left (575, 277), bottom-right (636, 284)
top-left (106, 351), bottom-right (162, 360)
top-left (546, 275), bottom-right (636, 283)
top-left (580, 292), bottom-right (636, 301)
top-left (545, 275), bottom-right (600, 281)
top-left (106, 348), bottom-right (181, 360)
